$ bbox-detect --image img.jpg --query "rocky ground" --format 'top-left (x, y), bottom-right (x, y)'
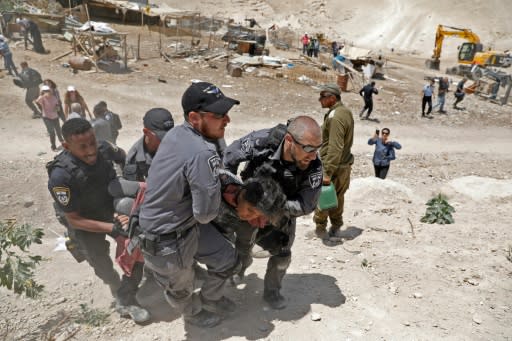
top-left (1, 16), bottom-right (512, 341)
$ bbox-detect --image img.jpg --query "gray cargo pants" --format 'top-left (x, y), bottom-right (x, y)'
top-left (142, 223), bottom-right (238, 317)
top-left (234, 218), bottom-right (296, 293)
top-left (25, 86), bottom-right (41, 116)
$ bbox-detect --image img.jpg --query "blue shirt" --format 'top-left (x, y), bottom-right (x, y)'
top-left (368, 138), bottom-right (402, 167)
top-left (423, 84), bottom-right (434, 97)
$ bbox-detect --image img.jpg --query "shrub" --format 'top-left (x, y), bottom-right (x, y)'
top-left (420, 194), bottom-right (455, 224)
top-left (0, 219), bottom-right (44, 298)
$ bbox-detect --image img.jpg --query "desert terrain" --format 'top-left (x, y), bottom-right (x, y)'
top-left (1, 0), bottom-right (512, 340)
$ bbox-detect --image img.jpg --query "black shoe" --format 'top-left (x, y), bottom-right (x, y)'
top-left (184, 309), bottom-right (222, 328)
top-left (31, 113), bottom-right (42, 119)
top-left (116, 303), bottom-right (151, 324)
top-left (263, 290), bottom-right (286, 310)
top-left (201, 295), bottom-right (236, 314)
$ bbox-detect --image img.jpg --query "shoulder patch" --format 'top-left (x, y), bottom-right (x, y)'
top-left (208, 155), bottom-right (221, 176)
top-left (309, 172), bottom-right (322, 188)
top-left (52, 186), bottom-right (71, 206)
top-left (241, 138), bottom-right (251, 153)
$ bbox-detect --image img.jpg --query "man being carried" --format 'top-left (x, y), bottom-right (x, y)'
top-left (223, 116), bottom-right (323, 310)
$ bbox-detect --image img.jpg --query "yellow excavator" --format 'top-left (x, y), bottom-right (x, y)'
top-left (425, 25), bottom-right (510, 77)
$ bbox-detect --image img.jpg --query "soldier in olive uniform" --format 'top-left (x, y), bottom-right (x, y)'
top-left (223, 115), bottom-right (323, 310)
top-left (313, 84), bottom-right (354, 239)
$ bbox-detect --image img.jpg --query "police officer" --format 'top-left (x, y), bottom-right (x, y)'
top-left (123, 108), bottom-right (174, 181)
top-left (223, 115), bottom-right (323, 310)
top-left (139, 82), bottom-right (241, 328)
top-left (47, 118), bottom-right (150, 324)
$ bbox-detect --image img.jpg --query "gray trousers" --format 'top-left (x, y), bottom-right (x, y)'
top-left (233, 218), bottom-right (296, 294)
top-left (142, 224), bottom-right (238, 317)
top-left (25, 86), bottom-right (41, 115)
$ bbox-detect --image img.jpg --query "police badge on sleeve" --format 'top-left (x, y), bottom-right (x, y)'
top-left (52, 187), bottom-right (70, 206)
top-left (309, 172), bottom-right (322, 188)
top-left (208, 155), bottom-right (221, 176)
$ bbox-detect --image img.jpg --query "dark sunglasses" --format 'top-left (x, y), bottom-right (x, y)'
top-left (199, 111), bottom-right (226, 119)
top-left (289, 133), bottom-right (322, 153)
top-left (382, 131), bottom-right (389, 135)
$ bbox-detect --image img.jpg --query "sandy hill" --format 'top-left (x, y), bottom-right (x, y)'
top-left (156, 0), bottom-right (512, 56)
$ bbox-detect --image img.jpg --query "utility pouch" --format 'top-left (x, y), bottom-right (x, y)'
top-left (64, 231), bottom-right (86, 263)
top-left (127, 235), bottom-right (141, 255)
top-left (141, 233), bottom-right (158, 256)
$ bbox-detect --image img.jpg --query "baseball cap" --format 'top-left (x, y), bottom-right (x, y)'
top-left (67, 85), bottom-right (76, 92)
top-left (319, 83), bottom-right (341, 96)
top-left (143, 108), bottom-right (174, 141)
top-left (41, 85), bottom-right (51, 91)
top-left (181, 82), bottom-right (240, 116)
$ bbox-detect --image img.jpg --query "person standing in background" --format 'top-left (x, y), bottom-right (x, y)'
top-left (368, 127), bottom-right (402, 179)
top-left (35, 84), bottom-right (63, 151)
top-left (421, 79), bottom-right (435, 118)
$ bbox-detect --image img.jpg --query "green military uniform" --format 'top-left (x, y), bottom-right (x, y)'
top-left (314, 101), bottom-right (354, 230)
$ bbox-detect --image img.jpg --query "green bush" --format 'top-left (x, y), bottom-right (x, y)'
top-left (420, 194), bottom-right (455, 224)
top-left (0, 219), bottom-right (44, 298)
top-left (75, 303), bottom-right (110, 327)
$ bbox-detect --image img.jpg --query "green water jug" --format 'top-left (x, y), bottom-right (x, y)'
top-left (317, 183), bottom-right (338, 211)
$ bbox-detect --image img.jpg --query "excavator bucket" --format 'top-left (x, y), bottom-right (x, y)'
top-left (425, 58), bottom-right (440, 70)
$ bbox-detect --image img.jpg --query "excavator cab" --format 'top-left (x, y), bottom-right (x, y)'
top-left (458, 42), bottom-right (483, 64)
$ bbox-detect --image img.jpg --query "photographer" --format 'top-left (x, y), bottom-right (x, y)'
top-left (368, 128), bottom-right (402, 179)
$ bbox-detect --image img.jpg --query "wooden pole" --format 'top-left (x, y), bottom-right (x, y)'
top-left (136, 33), bottom-right (140, 60)
top-left (208, 16), bottom-right (213, 49)
top-left (123, 34), bottom-right (127, 69)
top-left (84, 4), bottom-right (98, 72)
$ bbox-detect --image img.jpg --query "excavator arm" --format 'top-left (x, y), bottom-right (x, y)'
top-left (431, 25), bottom-right (481, 60)
top-left (426, 24), bottom-right (482, 70)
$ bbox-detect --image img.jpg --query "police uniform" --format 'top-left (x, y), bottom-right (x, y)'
top-left (223, 125), bottom-right (323, 299)
top-left (139, 121), bottom-right (239, 318)
top-left (123, 137), bottom-right (152, 181)
top-left (47, 141), bottom-right (125, 296)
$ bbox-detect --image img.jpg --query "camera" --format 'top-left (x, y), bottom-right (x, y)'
top-left (376, 129), bottom-right (380, 135)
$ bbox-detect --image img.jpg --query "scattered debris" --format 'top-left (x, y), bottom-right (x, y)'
top-left (311, 312), bottom-right (322, 321)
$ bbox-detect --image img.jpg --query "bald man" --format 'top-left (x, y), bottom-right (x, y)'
top-left (224, 115), bottom-right (323, 309)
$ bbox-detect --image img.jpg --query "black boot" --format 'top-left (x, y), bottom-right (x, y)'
top-left (200, 295), bottom-right (236, 314)
top-left (263, 289), bottom-right (286, 310)
top-left (184, 309), bottom-right (222, 328)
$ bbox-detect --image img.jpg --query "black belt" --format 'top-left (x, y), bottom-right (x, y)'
top-left (158, 226), bottom-right (193, 242)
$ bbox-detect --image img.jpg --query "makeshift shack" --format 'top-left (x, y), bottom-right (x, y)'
top-left (1, 11), bottom-right (65, 37)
